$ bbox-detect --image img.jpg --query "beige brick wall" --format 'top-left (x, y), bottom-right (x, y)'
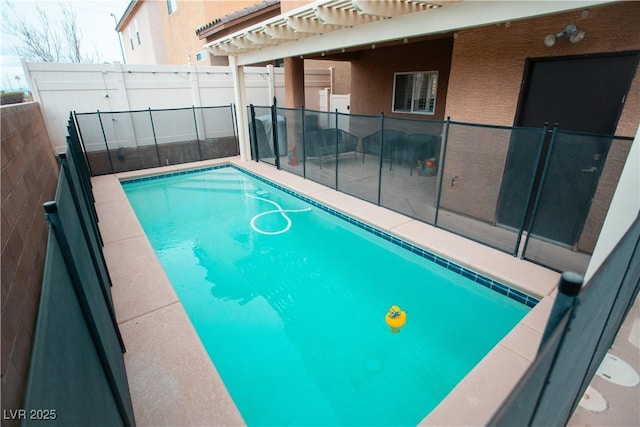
top-left (444, 2), bottom-right (640, 135)
top-left (438, 124), bottom-right (512, 224)
top-left (1, 102), bottom-right (59, 426)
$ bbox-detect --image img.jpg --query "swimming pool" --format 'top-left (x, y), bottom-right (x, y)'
top-left (123, 165), bottom-right (535, 426)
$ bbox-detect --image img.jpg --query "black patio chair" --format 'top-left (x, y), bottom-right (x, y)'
top-left (361, 129), bottom-right (405, 165)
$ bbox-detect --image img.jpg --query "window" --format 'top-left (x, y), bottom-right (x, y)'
top-left (195, 50), bottom-right (208, 62)
top-left (167, 0), bottom-right (177, 15)
top-left (392, 71), bottom-right (438, 115)
top-left (135, 19), bottom-right (140, 45)
top-left (128, 28), bottom-right (134, 50)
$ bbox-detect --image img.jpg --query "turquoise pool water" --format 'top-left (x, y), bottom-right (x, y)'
top-left (123, 166), bottom-right (531, 426)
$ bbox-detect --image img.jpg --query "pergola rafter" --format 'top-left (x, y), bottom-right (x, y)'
top-left (205, 0), bottom-right (445, 58)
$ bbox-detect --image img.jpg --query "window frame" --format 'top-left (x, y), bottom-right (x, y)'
top-left (128, 27), bottom-right (134, 50)
top-left (391, 71), bottom-right (439, 115)
top-left (135, 19), bottom-right (141, 45)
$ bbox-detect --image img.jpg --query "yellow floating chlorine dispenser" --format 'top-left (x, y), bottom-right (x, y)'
top-left (385, 305), bottom-right (406, 333)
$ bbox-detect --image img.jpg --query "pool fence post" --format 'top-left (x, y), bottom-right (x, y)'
top-left (302, 106), bottom-right (307, 179)
top-left (97, 110), bottom-right (115, 174)
top-left (520, 123), bottom-right (559, 261)
top-left (148, 107), bottom-right (162, 167)
top-left (434, 116), bottom-right (451, 226)
top-left (192, 105), bottom-right (202, 161)
top-left (67, 117), bottom-right (101, 238)
top-left (68, 114), bottom-right (87, 182)
top-left (271, 97), bottom-right (281, 170)
top-left (230, 103), bottom-right (239, 156)
top-left (335, 108), bottom-right (339, 190)
top-left (538, 272), bottom-right (583, 350)
top-left (250, 104), bottom-right (260, 162)
top-left (73, 111), bottom-right (95, 177)
top-left (376, 113), bottom-right (385, 206)
top-left (514, 122), bottom-right (548, 257)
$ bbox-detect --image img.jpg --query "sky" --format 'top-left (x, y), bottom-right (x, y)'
top-left (0, 0), bottom-right (131, 91)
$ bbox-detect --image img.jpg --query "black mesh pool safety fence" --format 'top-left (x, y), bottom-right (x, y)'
top-left (522, 130), bottom-right (634, 272)
top-left (23, 114), bottom-right (135, 425)
top-left (489, 215), bottom-right (640, 426)
top-left (248, 105), bottom-right (634, 275)
top-left (441, 121), bottom-right (546, 255)
top-left (74, 105), bottom-right (238, 175)
top-left (249, 105), bottom-right (278, 168)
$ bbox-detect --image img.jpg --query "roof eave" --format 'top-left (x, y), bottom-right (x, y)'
top-left (204, 0), bottom-right (619, 66)
top-left (116, 0), bottom-right (139, 32)
top-left (196, 0), bottom-right (281, 39)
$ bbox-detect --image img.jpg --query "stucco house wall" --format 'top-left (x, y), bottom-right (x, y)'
top-left (120, 1), bottom-right (169, 65)
top-left (280, 0), bottom-right (313, 14)
top-left (119, 0), bottom-right (258, 65)
top-left (161, 1), bottom-right (257, 65)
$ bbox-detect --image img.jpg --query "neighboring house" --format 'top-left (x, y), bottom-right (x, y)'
top-left (116, 0), bottom-right (263, 65)
top-left (115, 0), bottom-right (350, 98)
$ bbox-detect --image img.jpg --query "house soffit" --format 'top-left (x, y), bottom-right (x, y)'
top-left (203, 0), bottom-right (618, 66)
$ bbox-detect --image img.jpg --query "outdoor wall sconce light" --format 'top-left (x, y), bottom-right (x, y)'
top-left (544, 24), bottom-right (585, 47)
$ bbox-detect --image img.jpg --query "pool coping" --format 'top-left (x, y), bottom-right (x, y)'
top-left (93, 156), bottom-right (561, 426)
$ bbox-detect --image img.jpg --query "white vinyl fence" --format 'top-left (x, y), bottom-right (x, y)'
top-left (23, 61), bottom-right (330, 152)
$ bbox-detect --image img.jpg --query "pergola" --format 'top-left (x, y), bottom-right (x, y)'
top-left (202, 0), bottom-right (614, 161)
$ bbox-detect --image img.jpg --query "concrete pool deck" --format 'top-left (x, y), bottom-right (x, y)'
top-left (93, 156), bottom-right (574, 425)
